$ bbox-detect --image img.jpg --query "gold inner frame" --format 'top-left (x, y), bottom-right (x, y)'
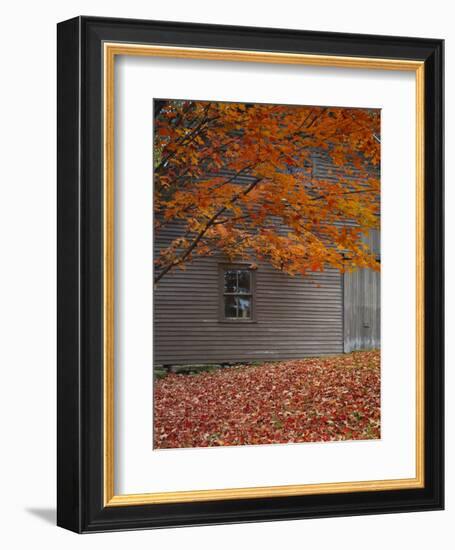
top-left (103, 43), bottom-right (425, 507)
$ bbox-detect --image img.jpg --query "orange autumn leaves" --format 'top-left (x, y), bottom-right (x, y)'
top-left (153, 351), bottom-right (381, 448)
top-left (154, 100), bottom-right (380, 284)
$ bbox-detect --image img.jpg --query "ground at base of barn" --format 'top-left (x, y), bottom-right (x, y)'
top-left (153, 350), bottom-right (380, 449)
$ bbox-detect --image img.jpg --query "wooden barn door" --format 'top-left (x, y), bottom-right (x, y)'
top-left (343, 267), bottom-right (380, 353)
top-left (343, 228), bottom-right (380, 353)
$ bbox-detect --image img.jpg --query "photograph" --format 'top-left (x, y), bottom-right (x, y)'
top-left (152, 99), bottom-right (381, 449)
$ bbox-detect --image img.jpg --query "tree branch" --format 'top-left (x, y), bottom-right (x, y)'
top-left (310, 188), bottom-right (376, 201)
top-left (154, 176), bottom-right (263, 284)
top-left (155, 103), bottom-right (217, 174)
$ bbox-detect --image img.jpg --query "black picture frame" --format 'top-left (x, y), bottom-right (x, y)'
top-left (57, 16), bottom-right (444, 533)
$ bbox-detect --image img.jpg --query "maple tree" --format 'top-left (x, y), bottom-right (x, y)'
top-left (154, 100), bottom-right (380, 285)
top-left (154, 351), bottom-right (380, 448)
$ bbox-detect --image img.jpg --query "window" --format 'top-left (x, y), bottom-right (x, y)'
top-left (221, 267), bottom-right (254, 321)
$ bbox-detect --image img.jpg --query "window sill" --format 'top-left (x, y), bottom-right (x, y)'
top-left (218, 319), bottom-right (258, 324)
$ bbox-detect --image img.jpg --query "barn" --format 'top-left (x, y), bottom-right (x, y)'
top-left (154, 151), bottom-right (380, 367)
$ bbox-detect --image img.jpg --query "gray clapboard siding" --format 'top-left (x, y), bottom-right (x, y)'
top-left (154, 255), bottom-right (343, 365)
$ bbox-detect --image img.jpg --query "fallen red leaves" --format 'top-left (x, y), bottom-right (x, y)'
top-left (154, 351), bottom-right (380, 449)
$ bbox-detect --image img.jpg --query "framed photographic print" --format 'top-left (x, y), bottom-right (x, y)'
top-left (57, 16), bottom-right (444, 533)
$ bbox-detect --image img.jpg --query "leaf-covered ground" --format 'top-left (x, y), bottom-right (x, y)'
top-left (154, 351), bottom-right (380, 449)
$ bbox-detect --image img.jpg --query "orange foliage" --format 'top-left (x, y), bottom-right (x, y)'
top-left (154, 100), bottom-right (380, 284)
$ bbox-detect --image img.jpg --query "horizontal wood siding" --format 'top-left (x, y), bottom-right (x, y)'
top-left (154, 251), bottom-right (343, 365)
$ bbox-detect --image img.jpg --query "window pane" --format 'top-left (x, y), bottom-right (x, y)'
top-left (237, 270), bottom-right (251, 293)
top-left (237, 296), bottom-right (251, 319)
top-left (224, 270), bottom-right (237, 293)
top-left (222, 268), bottom-right (253, 320)
top-left (224, 295), bottom-right (237, 318)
